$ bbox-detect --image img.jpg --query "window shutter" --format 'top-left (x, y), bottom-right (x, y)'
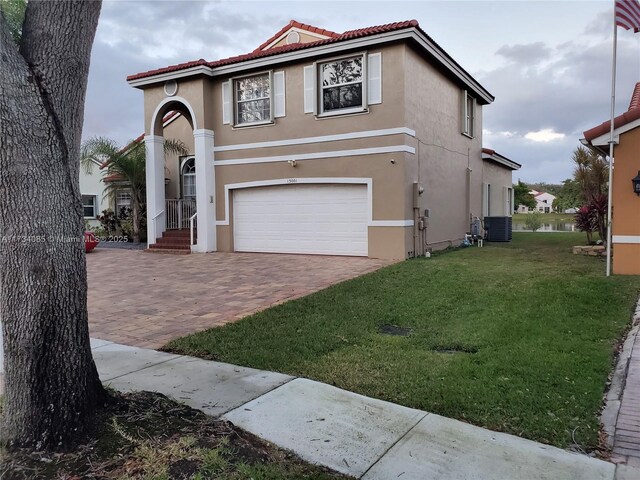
top-left (303, 65), bottom-right (315, 114)
top-left (367, 52), bottom-right (382, 105)
top-left (470, 98), bottom-right (476, 137)
top-left (274, 71), bottom-right (286, 118)
top-left (482, 182), bottom-right (488, 218)
top-left (461, 90), bottom-right (468, 134)
top-left (222, 80), bottom-right (231, 125)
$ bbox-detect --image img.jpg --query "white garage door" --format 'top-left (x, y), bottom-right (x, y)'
top-left (233, 184), bottom-right (368, 256)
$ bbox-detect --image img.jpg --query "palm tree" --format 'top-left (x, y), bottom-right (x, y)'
top-left (81, 136), bottom-right (187, 243)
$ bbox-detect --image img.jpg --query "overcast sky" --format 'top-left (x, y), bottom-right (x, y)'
top-left (83, 0), bottom-right (640, 184)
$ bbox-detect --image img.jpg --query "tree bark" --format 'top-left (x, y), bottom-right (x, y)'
top-left (0, 0), bottom-right (105, 449)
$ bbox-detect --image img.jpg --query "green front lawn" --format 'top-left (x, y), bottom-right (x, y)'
top-left (166, 233), bottom-right (639, 450)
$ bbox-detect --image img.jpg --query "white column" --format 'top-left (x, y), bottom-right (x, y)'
top-left (193, 129), bottom-right (216, 252)
top-left (144, 135), bottom-right (166, 245)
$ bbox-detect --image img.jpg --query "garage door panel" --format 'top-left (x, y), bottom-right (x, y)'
top-left (233, 184), bottom-right (368, 256)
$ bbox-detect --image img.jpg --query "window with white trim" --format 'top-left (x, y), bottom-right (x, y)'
top-left (303, 52), bottom-right (381, 116)
top-left (462, 90), bottom-right (475, 138)
top-left (82, 195), bottom-right (96, 218)
top-left (182, 157), bottom-right (196, 198)
top-left (234, 73), bottom-right (272, 125)
top-left (116, 191), bottom-right (131, 211)
top-left (222, 71), bottom-right (285, 126)
top-left (319, 55), bottom-right (364, 114)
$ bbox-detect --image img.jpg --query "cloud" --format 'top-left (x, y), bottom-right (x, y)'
top-left (496, 42), bottom-right (552, 65)
top-left (477, 27), bottom-right (639, 183)
top-left (524, 129), bottom-right (565, 143)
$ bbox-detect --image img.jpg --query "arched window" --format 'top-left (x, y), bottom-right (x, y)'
top-left (181, 158), bottom-right (196, 198)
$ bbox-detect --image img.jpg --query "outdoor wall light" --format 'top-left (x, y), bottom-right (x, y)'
top-left (633, 171), bottom-right (640, 196)
top-left (287, 159), bottom-right (297, 167)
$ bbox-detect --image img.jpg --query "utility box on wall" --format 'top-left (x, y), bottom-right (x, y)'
top-left (413, 182), bottom-right (424, 208)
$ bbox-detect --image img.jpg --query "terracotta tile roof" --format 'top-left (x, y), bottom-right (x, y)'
top-left (127, 20), bottom-right (423, 82)
top-left (252, 19), bottom-right (339, 53)
top-left (103, 173), bottom-right (125, 183)
top-left (584, 82), bottom-right (640, 142)
top-left (629, 81), bottom-right (640, 110)
top-left (481, 148), bottom-right (496, 155)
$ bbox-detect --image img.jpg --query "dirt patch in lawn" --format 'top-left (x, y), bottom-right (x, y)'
top-left (0, 391), bottom-right (350, 479)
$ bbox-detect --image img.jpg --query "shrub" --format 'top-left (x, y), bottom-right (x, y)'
top-left (524, 210), bottom-right (543, 232)
top-left (575, 205), bottom-right (598, 244)
top-left (96, 209), bottom-right (117, 235)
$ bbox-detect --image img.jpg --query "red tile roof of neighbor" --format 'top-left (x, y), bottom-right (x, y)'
top-left (583, 82), bottom-right (640, 142)
top-left (99, 111), bottom-right (181, 170)
top-left (127, 20), bottom-right (425, 82)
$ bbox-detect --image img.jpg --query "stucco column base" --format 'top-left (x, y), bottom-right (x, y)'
top-left (193, 129), bottom-right (216, 252)
top-left (145, 135), bottom-right (166, 244)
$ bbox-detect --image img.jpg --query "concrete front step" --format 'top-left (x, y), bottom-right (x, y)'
top-left (155, 237), bottom-right (194, 246)
top-left (149, 243), bottom-right (190, 250)
top-left (162, 229), bottom-right (196, 238)
top-left (145, 248), bottom-right (191, 255)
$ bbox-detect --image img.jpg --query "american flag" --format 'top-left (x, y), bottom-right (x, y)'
top-left (616, 0), bottom-right (640, 32)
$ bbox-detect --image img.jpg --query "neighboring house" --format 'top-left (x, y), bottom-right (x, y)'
top-left (582, 82), bottom-right (640, 275)
top-left (79, 159), bottom-right (132, 227)
top-left (516, 190), bottom-right (556, 213)
top-left (80, 112), bottom-right (182, 229)
top-left (127, 19), bottom-right (519, 259)
top-left (79, 159), bottom-right (107, 228)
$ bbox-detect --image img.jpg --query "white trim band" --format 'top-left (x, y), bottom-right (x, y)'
top-left (613, 235), bottom-right (640, 244)
top-left (213, 127), bottom-right (415, 152)
top-left (214, 145), bottom-right (415, 166)
top-left (370, 220), bottom-right (414, 227)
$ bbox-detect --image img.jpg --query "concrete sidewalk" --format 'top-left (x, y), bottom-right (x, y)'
top-left (92, 338), bottom-right (637, 480)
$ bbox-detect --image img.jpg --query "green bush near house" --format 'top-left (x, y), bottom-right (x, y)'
top-left (166, 233), bottom-right (640, 451)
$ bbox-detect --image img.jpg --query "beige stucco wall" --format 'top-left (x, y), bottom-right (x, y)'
top-left (403, 45), bottom-right (484, 251)
top-left (482, 160), bottom-right (514, 217)
top-left (612, 125), bottom-right (640, 275)
top-left (138, 41), bottom-right (487, 260)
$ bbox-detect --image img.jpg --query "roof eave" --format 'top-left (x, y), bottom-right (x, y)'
top-left (482, 152), bottom-right (521, 170)
top-left (127, 28), bottom-right (493, 103)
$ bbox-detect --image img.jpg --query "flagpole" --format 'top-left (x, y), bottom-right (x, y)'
top-left (606, 1), bottom-right (617, 277)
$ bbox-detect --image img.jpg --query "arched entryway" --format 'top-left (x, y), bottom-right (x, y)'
top-left (145, 97), bottom-right (216, 252)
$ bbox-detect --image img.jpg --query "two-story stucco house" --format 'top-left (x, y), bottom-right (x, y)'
top-left (127, 19), bottom-right (518, 260)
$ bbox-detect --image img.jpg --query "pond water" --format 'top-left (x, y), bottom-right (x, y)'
top-left (512, 222), bottom-right (576, 232)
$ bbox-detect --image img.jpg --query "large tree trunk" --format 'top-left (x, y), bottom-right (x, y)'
top-left (0, 0), bottom-right (104, 449)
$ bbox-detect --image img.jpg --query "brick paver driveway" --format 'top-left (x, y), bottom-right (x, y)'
top-left (87, 249), bottom-right (391, 349)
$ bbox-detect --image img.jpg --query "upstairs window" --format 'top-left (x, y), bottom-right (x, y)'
top-left (222, 71), bottom-right (285, 126)
top-left (303, 52), bottom-right (381, 116)
top-left (319, 55), bottom-right (364, 114)
top-left (462, 90), bottom-right (475, 138)
top-left (234, 73), bottom-right (271, 126)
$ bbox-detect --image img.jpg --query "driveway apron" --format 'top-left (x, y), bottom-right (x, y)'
top-left (87, 249), bottom-right (390, 348)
